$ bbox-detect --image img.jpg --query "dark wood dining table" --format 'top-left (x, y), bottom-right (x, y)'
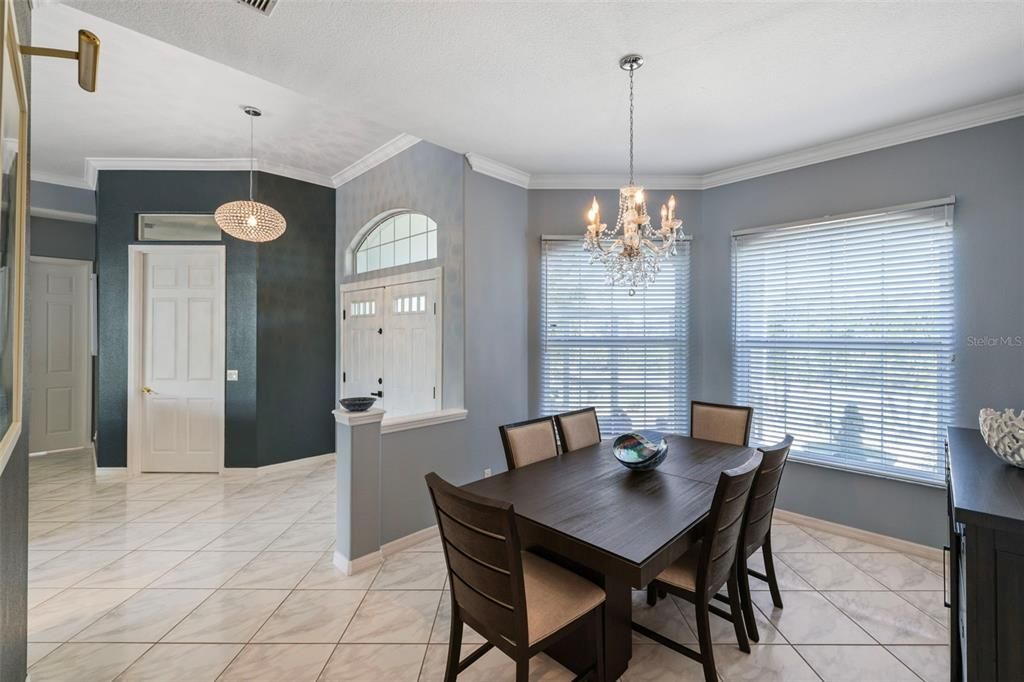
top-left (462, 433), bottom-right (756, 680)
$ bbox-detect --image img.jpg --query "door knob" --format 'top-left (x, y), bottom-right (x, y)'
top-left (371, 390), bottom-right (383, 398)
top-left (142, 386), bottom-right (156, 394)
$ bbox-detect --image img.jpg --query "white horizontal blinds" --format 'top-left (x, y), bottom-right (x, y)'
top-left (541, 238), bottom-right (690, 435)
top-left (732, 202), bottom-right (954, 484)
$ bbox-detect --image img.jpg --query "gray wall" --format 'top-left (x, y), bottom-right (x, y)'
top-left (1, 2), bottom-right (29, 679)
top-left (692, 116), bottom-right (1024, 547)
top-left (336, 143), bottom-right (530, 544)
top-left (30, 179), bottom-right (96, 217)
top-left (95, 169), bottom-right (335, 468)
top-left (30, 217), bottom-right (95, 260)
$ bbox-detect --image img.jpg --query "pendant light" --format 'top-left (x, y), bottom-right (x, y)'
top-left (215, 106), bottom-right (287, 242)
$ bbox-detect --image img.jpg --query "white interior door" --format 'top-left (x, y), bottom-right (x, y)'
top-left (28, 258), bottom-right (90, 454)
top-left (342, 288), bottom-right (384, 408)
top-left (139, 249), bottom-right (224, 473)
top-left (383, 281), bottom-right (439, 418)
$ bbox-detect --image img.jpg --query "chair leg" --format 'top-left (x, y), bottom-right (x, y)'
top-left (515, 657), bottom-right (529, 682)
top-left (762, 536), bottom-right (784, 609)
top-left (646, 583), bottom-right (657, 606)
top-left (444, 603), bottom-right (463, 682)
top-left (736, 557), bottom-right (760, 642)
top-left (694, 598), bottom-right (718, 682)
top-left (594, 606), bottom-right (606, 682)
top-left (726, 573), bottom-right (751, 654)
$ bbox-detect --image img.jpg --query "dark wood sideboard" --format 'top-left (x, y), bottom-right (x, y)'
top-left (946, 426), bottom-right (1024, 681)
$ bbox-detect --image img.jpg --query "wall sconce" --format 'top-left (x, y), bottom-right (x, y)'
top-left (20, 29), bottom-right (100, 92)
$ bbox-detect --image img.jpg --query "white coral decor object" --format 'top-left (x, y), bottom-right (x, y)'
top-left (979, 408), bottom-right (1024, 468)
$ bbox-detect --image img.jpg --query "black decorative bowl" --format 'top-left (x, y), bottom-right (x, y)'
top-left (339, 397), bottom-right (377, 412)
top-left (612, 431), bottom-right (668, 471)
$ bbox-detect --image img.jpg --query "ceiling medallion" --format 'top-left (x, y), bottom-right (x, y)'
top-left (215, 106), bottom-right (287, 243)
top-left (584, 55), bottom-right (685, 294)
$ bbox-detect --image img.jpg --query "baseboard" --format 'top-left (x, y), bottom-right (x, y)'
top-left (222, 452), bottom-right (334, 478)
top-left (775, 509), bottom-right (943, 561)
top-left (334, 549), bottom-right (382, 576)
top-left (381, 525), bottom-right (439, 557)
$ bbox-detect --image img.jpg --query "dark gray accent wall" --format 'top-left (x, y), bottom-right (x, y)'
top-left (95, 169), bottom-right (334, 468)
top-left (1, 2), bottom-right (29, 680)
top-left (30, 216), bottom-right (95, 260)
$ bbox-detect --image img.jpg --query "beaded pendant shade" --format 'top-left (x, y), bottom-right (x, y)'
top-left (215, 106), bottom-right (286, 243)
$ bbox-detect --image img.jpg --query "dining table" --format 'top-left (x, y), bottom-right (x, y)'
top-left (461, 433), bottom-right (756, 680)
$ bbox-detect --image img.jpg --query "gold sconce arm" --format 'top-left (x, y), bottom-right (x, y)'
top-left (19, 29), bottom-right (99, 92)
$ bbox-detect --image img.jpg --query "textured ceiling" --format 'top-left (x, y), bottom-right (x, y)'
top-left (62, 0), bottom-right (1024, 178)
top-left (30, 4), bottom-right (400, 187)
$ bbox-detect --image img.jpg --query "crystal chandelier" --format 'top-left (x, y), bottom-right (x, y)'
top-left (584, 55), bottom-right (684, 294)
top-left (215, 106), bottom-right (287, 243)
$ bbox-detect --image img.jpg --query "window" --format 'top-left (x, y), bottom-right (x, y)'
top-left (540, 237), bottom-right (691, 435)
top-left (732, 200), bottom-right (954, 484)
top-left (355, 212), bottom-right (437, 274)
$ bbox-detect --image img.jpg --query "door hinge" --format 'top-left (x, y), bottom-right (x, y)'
top-left (433, 386), bottom-right (436, 399)
top-left (342, 371), bottom-right (346, 383)
top-left (433, 302), bottom-right (437, 315)
top-left (378, 327), bottom-right (383, 335)
top-left (342, 309), bottom-right (346, 320)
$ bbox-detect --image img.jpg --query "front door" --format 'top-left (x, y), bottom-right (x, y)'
top-left (28, 258), bottom-right (90, 454)
top-left (342, 288), bottom-right (385, 409)
top-left (139, 248), bottom-right (224, 472)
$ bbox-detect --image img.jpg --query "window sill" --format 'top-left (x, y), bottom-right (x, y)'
top-left (381, 408), bottom-right (468, 434)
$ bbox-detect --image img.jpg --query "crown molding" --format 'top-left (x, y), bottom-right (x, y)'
top-left (85, 157), bottom-right (334, 190)
top-left (31, 171), bottom-right (95, 191)
top-left (528, 173), bottom-right (704, 190)
top-left (465, 153), bottom-right (531, 189)
top-left (699, 93), bottom-right (1024, 189)
top-left (30, 206), bottom-right (96, 224)
top-left (331, 134), bottom-right (421, 188)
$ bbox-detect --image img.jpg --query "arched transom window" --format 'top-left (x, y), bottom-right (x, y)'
top-left (356, 212), bottom-right (438, 274)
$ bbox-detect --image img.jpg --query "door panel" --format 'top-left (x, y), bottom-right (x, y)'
top-left (383, 281), bottom-right (439, 418)
top-left (29, 260), bottom-right (90, 453)
top-left (140, 250), bottom-right (224, 472)
top-left (342, 288), bottom-right (385, 408)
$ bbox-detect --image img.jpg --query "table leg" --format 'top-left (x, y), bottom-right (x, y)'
top-left (542, 574), bottom-right (631, 680)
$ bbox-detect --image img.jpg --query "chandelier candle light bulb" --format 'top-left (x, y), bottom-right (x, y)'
top-left (582, 55), bottom-right (686, 292)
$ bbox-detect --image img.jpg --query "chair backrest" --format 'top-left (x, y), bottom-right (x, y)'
top-left (696, 452), bottom-right (762, 600)
top-left (498, 416), bottom-right (559, 470)
top-left (690, 401), bottom-right (753, 446)
top-left (742, 435), bottom-right (794, 556)
top-left (554, 407), bottom-right (601, 452)
top-left (425, 472), bottom-right (529, 650)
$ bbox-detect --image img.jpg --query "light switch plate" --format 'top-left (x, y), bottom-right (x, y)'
top-left (226, 370), bottom-right (239, 382)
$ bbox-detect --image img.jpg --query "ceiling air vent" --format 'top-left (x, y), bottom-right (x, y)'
top-left (235, 0), bottom-right (277, 16)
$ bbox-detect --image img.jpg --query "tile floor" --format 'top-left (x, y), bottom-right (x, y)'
top-left (26, 450), bottom-right (950, 681)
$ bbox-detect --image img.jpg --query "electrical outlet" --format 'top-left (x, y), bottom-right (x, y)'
top-left (483, 468), bottom-right (492, 478)
top-left (226, 370), bottom-right (239, 382)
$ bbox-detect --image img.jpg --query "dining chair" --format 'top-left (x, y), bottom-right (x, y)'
top-left (498, 416), bottom-right (560, 470)
top-left (635, 453), bottom-right (762, 682)
top-left (732, 435), bottom-right (794, 641)
top-left (425, 472), bottom-right (606, 682)
top-left (690, 400), bottom-right (754, 446)
top-left (555, 407), bottom-right (601, 452)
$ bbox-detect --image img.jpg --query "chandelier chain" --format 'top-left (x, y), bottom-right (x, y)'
top-left (628, 66), bottom-right (634, 186)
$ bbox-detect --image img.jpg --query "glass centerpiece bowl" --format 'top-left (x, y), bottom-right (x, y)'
top-left (612, 430), bottom-right (668, 471)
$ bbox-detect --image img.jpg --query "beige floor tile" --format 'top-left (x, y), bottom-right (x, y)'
top-left (78, 523), bottom-right (180, 551)
top-left (217, 643), bottom-right (334, 681)
top-left (75, 550), bottom-right (195, 589)
top-left (253, 589), bottom-right (365, 643)
top-left (163, 588), bottom-right (289, 643)
top-left (116, 643), bottom-right (243, 681)
top-left (429, 593), bottom-right (486, 644)
top-left (777, 552), bottom-right (886, 591)
top-left (30, 523), bottom-right (124, 551)
top-left (29, 550), bottom-right (130, 588)
top-left (632, 591), bottom-right (699, 645)
top-left (619, 644), bottom-right (709, 681)
top-left (796, 644), bottom-right (918, 681)
top-left (74, 588), bottom-right (214, 642)
top-left (141, 522), bottom-right (238, 551)
top-left (769, 525), bottom-right (832, 553)
top-left (750, 590), bottom-right (873, 644)
top-left (299, 501), bottom-right (336, 524)
top-left (674, 594), bottom-right (784, 644)
top-left (80, 500), bottom-right (169, 524)
top-left (342, 590), bottom-right (441, 643)
top-left (148, 551), bottom-right (258, 588)
top-left (266, 523), bottom-right (335, 551)
top-left (839, 553), bottom-right (944, 591)
top-left (132, 499), bottom-right (218, 524)
top-left (186, 500), bottom-right (267, 524)
top-left (821, 591), bottom-right (947, 644)
top-left (26, 642), bottom-right (61, 668)
top-left (404, 536), bottom-right (443, 552)
top-left (321, 643), bottom-right (427, 682)
top-left (713, 643), bottom-right (819, 681)
top-left (223, 551), bottom-right (322, 589)
top-left (370, 552), bottom-right (447, 590)
top-left (204, 523), bottom-right (291, 551)
top-left (297, 552), bottom-right (380, 590)
top-left (27, 550), bottom-right (65, 569)
top-left (886, 645), bottom-right (950, 682)
top-left (28, 642), bottom-right (150, 682)
top-left (801, 527), bottom-right (897, 553)
top-left (904, 553), bottom-right (945, 575)
top-left (896, 590), bottom-right (949, 627)
top-left (245, 500), bottom-right (318, 524)
top-left (745, 550), bottom-right (815, 591)
top-left (27, 585), bottom-right (137, 638)
top-left (27, 587), bottom-right (64, 609)
top-left (419, 644), bottom-right (570, 682)
top-left (30, 499), bottom-right (121, 523)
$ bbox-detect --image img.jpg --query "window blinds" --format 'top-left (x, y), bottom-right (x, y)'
top-left (732, 200), bottom-right (955, 484)
top-left (541, 238), bottom-right (691, 435)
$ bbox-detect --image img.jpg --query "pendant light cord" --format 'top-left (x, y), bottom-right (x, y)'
top-left (249, 112), bottom-right (255, 201)
top-left (628, 66), bottom-right (635, 186)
